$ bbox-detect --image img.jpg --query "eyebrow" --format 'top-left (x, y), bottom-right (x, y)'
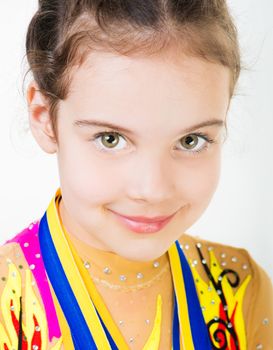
top-left (73, 118), bottom-right (225, 135)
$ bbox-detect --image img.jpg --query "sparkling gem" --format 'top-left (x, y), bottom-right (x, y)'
top-left (208, 246), bottom-right (213, 251)
top-left (32, 346), bottom-right (39, 350)
top-left (119, 320), bottom-right (124, 325)
top-left (129, 337), bottom-right (134, 343)
top-left (153, 261), bottom-right (160, 268)
top-left (136, 272), bottom-right (144, 279)
top-left (119, 275), bottom-right (127, 281)
top-left (242, 264), bottom-right (248, 270)
top-left (202, 259), bottom-right (206, 264)
top-left (208, 286), bottom-right (212, 292)
top-left (35, 326), bottom-right (41, 332)
top-left (197, 242), bottom-right (202, 248)
top-left (214, 317), bottom-right (219, 321)
top-left (35, 254), bottom-right (41, 259)
top-left (201, 306), bottom-right (206, 311)
top-left (6, 258), bottom-right (12, 264)
top-left (221, 261), bottom-right (227, 267)
top-left (211, 299), bottom-right (215, 305)
top-left (12, 272), bottom-right (17, 277)
top-left (28, 224), bottom-right (34, 230)
top-left (231, 256), bottom-right (238, 263)
top-left (256, 344), bottom-right (263, 349)
top-left (218, 276), bottom-right (223, 281)
top-left (29, 264), bottom-right (35, 270)
top-left (184, 244), bottom-right (190, 250)
top-left (103, 267), bottom-right (111, 274)
top-left (217, 289), bottom-right (222, 295)
top-left (262, 318), bottom-right (269, 325)
top-left (221, 253), bottom-right (227, 258)
top-left (224, 305), bottom-right (228, 311)
top-left (145, 319), bottom-right (150, 324)
top-left (193, 259), bottom-right (198, 266)
top-left (10, 306), bottom-right (15, 311)
top-left (15, 252), bottom-right (21, 258)
top-left (84, 261), bottom-right (90, 269)
top-left (23, 242), bottom-right (29, 248)
top-left (227, 322), bottom-right (233, 328)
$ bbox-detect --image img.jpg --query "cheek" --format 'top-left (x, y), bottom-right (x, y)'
top-left (57, 142), bottom-right (121, 202)
top-left (179, 154), bottom-right (221, 205)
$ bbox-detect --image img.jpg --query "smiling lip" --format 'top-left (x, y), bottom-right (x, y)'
top-left (108, 209), bottom-right (177, 234)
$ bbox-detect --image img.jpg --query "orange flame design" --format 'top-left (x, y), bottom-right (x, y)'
top-left (0, 259), bottom-right (62, 350)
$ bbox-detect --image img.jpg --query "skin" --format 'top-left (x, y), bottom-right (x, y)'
top-left (27, 49), bottom-right (230, 262)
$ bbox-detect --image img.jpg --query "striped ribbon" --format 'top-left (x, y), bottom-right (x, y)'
top-left (38, 189), bottom-right (211, 349)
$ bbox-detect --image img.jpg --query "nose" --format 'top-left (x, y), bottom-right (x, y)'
top-left (126, 153), bottom-right (176, 204)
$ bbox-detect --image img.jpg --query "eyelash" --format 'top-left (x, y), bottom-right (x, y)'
top-left (90, 130), bottom-right (217, 156)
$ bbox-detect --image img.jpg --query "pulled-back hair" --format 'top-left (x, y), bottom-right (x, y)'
top-left (25, 0), bottom-right (241, 138)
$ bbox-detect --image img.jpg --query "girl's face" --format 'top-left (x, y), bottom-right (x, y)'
top-left (30, 50), bottom-right (231, 261)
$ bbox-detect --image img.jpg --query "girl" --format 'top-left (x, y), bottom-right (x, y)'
top-left (0, 1), bottom-right (272, 349)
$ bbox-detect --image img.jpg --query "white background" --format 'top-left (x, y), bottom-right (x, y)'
top-left (0, 1), bottom-right (272, 279)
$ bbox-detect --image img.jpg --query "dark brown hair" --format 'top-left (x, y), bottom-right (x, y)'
top-left (25, 0), bottom-right (241, 140)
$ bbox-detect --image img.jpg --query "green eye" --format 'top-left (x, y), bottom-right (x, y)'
top-left (101, 132), bottom-right (120, 148)
top-left (180, 135), bottom-right (199, 150)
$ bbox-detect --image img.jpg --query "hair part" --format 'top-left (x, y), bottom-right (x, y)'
top-left (25, 0), bottom-right (242, 141)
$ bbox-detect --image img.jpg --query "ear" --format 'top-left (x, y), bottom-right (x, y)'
top-left (27, 80), bottom-right (58, 154)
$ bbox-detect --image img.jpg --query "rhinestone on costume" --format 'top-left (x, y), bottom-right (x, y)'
top-left (201, 306), bottom-right (206, 311)
top-left (129, 337), bottom-right (134, 343)
top-left (10, 305), bottom-right (15, 311)
top-left (202, 259), bottom-right (206, 264)
top-left (119, 320), bottom-right (124, 326)
top-left (197, 242), bottom-right (202, 248)
top-left (221, 261), bottom-right (227, 267)
top-left (103, 267), bottom-right (111, 274)
top-left (256, 344), bottom-right (263, 349)
top-left (211, 299), bottom-right (215, 305)
top-left (32, 346), bottom-right (39, 350)
top-left (35, 253), bottom-right (41, 259)
top-left (214, 317), bottom-right (219, 321)
top-left (184, 244), bottom-right (190, 250)
top-left (208, 286), bottom-right (212, 292)
top-left (153, 261), bottom-right (160, 268)
top-left (29, 223), bottom-right (34, 230)
top-left (231, 256), bottom-right (238, 263)
top-left (242, 264), bottom-right (248, 270)
top-left (208, 246), bottom-right (213, 251)
top-left (227, 322), bottom-right (232, 328)
top-left (224, 305), bottom-right (228, 311)
top-left (145, 319), bottom-right (150, 324)
top-left (217, 289), bottom-right (222, 295)
top-left (29, 264), bottom-right (35, 270)
top-left (35, 326), bottom-right (41, 332)
top-left (84, 261), bottom-right (91, 269)
top-left (12, 272), bottom-right (17, 277)
top-left (218, 276), bottom-right (223, 281)
top-left (136, 272), bottom-right (144, 279)
top-left (23, 242), bottom-right (29, 248)
top-left (221, 253), bottom-right (227, 258)
top-left (119, 275), bottom-right (127, 282)
top-left (262, 318), bottom-right (269, 325)
top-left (193, 259), bottom-right (198, 266)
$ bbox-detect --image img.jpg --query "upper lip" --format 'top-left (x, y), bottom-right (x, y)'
top-left (109, 209), bottom-right (177, 223)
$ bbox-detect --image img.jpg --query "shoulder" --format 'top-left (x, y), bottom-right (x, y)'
top-left (0, 223), bottom-right (63, 349)
top-left (178, 233), bottom-right (273, 349)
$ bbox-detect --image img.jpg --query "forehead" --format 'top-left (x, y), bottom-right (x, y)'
top-left (61, 50), bottom-right (230, 133)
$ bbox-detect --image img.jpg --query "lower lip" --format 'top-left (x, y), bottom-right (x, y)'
top-left (110, 211), bottom-right (175, 234)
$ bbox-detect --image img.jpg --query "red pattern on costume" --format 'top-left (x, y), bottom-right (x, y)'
top-left (216, 301), bottom-right (240, 350)
top-left (31, 314), bottom-right (42, 348)
top-left (10, 299), bottom-right (28, 350)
